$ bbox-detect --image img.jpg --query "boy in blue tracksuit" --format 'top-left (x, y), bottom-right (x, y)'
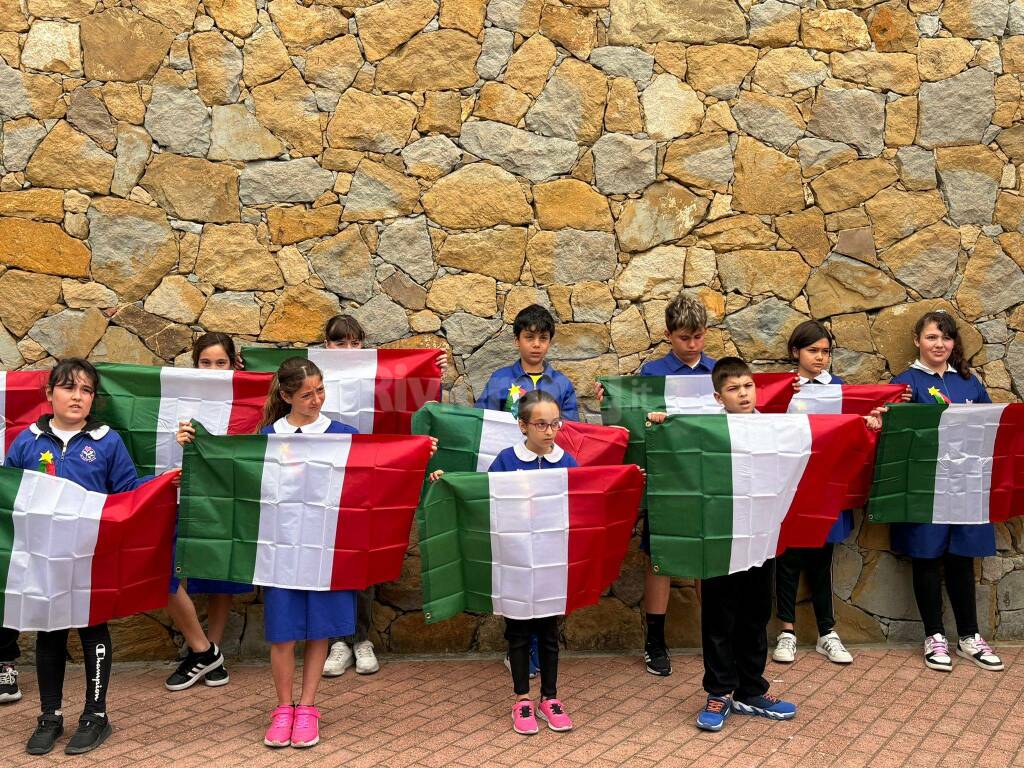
top-left (6, 359), bottom-right (158, 757)
top-left (475, 304), bottom-right (579, 421)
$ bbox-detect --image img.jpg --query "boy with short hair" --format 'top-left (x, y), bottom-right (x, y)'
top-left (649, 357), bottom-right (796, 732)
top-left (636, 292), bottom-right (715, 676)
top-left (476, 304), bottom-right (579, 421)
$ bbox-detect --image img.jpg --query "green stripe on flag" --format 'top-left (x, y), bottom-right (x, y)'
top-left (240, 348), bottom-right (308, 372)
top-left (0, 467), bottom-right (24, 618)
top-left (867, 403), bottom-right (945, 524)
top-left (412, 403), bottom-right (485, 474)
top-left (598, 376), bottom-right (666, 467)
top-left (418, 472), bottom-right (494, 623)
top-left (94, 364), bottom-right (163, 475)
top-left (177, 423), bottom-right (268, 584)
top-left (646, 416), bottom-right (733, 578)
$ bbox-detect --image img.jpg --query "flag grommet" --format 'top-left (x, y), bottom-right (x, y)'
top-left (424, 611), bottom-right (432, 620)
top-left (652, 564), bottom-right (660, 573)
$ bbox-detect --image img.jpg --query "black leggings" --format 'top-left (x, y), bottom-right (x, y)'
top-left (775, 545), bottom-right (836, 636)
top-left (0, 627), bottom-right (19, 662)
top-left (36, 624), bottom-right (112, 716)
top-left (505, 616), bottom-right (559, 699)
top-left (911, 554), bottom-right (978, 639)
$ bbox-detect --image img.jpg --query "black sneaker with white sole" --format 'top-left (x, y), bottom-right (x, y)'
top-left (64, 714), bottom-right (111, 755)
top-left (0, 662), bottom-right (21, 703)
top-left (165, 644), bottom-right (224, 691)
top-left (26, 713), bottom-right (63, 755)
top-left (644, 643), bottom-right (672, 676)
top-left (204, 663), bottom-right (230, 687)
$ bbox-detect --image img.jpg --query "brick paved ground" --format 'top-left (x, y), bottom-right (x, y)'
top-left (3, 645), bottom-right (1024, 767)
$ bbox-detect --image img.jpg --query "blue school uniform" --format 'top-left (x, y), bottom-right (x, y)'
top-left (889, 361), bottom-right (995, 559)
top-left (638, 351), bottom-right (717, 553)
top-left (639, 351), bottom-right (716, 376)
top-left (260, 414), bottom-right (359, 643)
top-left (488, 442), bottom-right (579, 472)
top-left (800, 372), bottom-right (854, 544)
top-left (475, 360), bottom-right (579, 421)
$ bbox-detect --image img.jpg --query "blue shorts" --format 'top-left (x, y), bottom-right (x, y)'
top-left (168, 574), bottom-right (253, 595)
top-left (890, 522), bottom-right (996, 559)
top-left (264, 588), bottom-right (357, 643)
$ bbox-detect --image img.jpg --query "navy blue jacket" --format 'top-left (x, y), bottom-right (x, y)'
top-left (488, 442), bottom-right (579, 472)
top-left (890, 363), bottom-right (991, 405)
top-left (475, 360), bottom-right (579, 421)
top-left (5, 416), bottom-right (145, 494)
top-left (639, 351), bottom-right (716, 376)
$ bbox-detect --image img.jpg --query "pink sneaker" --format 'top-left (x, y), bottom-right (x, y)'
top-left (263, 705), bottom-right (293, 748)
top-left (512, 700), bottom-right (539, 735)
top-left (538, 698), bottom-right (573, 732)
top-left (291, 705), bottom-right (320, 748)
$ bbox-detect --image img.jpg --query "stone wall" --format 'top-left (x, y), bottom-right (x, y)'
top-left (3, 0), bottom-right (1024, 658)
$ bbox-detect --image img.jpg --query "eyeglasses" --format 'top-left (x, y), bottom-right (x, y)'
top-left (525, 420), bottom-right (563, 432)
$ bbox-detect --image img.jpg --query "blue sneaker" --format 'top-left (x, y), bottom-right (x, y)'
top-left (732, 693), bottom-right (796, 721)
top-left (696, 695), bottom-right (732, 731)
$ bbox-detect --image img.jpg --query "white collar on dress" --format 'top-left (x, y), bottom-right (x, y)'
top-left (911, 359), bottom-right (953, 376)
top-left (795, 370), bottom-right (833, 385)
top-left (273, 413), bottom-right (332, 434)
top-left (513, 441), bottom-right (565, 463)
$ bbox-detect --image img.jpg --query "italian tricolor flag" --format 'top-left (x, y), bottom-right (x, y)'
top-left (412, 402), bottom-right (629, 472)
top-left (94, 364), bottom-right (272, 475)
top-left (868, 403), bottom-right (1024, 524)
top-left (777, 384), bottom-right (906, 415)
top-left (418, 465), bottom-right (644, 622)
top-left (599, 373), bottom-right (795, 464)
top-left (242, 348), bottom-right (442, 434)
top-left (646, 414), bottom-right (874, 579)
top-left (0, 470), bottom-right (177, 631)
top-left (0, 371), bottom-right (51, 462)
top-left (177, 426), bottom-right (433, 590)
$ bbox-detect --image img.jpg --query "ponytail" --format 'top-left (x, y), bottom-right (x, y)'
top-left (256, 357), bottom-right (323, 431)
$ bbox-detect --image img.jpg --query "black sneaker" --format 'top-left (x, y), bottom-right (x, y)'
top-left (26, 713), bottom-right (64, 755)
top-left (64, 714), bottom-right (111, 755)
top-left (204, 663), bottom-right (230, 687)
top-left (644, 643), bottom-right (672, 676)
top-left (165, 644), bottom-right (224, 691)
top-left (0, 662), bottom-right (21, 703)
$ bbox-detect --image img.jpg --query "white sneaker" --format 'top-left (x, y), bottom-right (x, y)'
top-left (815, 631), bottom-right (853, 664)
top-left (353, 640), bottom-right (379, 675)
top-left (924, 633), bottom-right (952, 672)
top-left (956, 634), bottom-right (1004, 671)
top-left (322, 641), bottom-right (353, 678)
top-left (772, 632), bottom-right (797, 663)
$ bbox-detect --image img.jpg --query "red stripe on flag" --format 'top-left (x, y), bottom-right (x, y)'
top-left (556, 421), bottom-right (630, 466)
top-left (839, 385), bottom-right (906, 415)
top-left (227, 372), bottom-right (274, 435)
top-left (87, 474), bottom-right (178, 626)
top-left (753, 373), bottom-right (801, 412)
top-left (329, 435), bottom-right (433, 590)
top-left (564, 465), bottom-right (644, 615)
top-left (372, 349), bottom-right (443, 434)
top-left (776, 415), bottom-right (874, 552)
top-left (990, 404), bottom-right (1024, 523)
top-left (4, 371), bottom-right (50, 454)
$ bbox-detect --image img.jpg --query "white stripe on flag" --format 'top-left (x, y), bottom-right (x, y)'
top-left (933, 404), bottom-right (1007, 524)
top-left (0, 371), bottom-right (7, 463)
top-left (726, 414), bottom-right (812, 574)
top-left (3, 472), bottom-right (105, 630)
top-left (156, 369), bottom-right (236, 473)
top-left (788, 386), bottom-right (843, 414)
top-left (664, 375), bottom-right (719, 414)
top-left (255, 434), bottom-right (350, 589)
top-left (476, 411), bottom-right (521, 472)
top-left (308, 348), bottom-right (378, 433)
top-left (489, 469), bottom-right (570, 619)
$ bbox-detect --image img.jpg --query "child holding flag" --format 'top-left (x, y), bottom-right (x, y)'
top-left (321, 315), bottom-right (446, 678)
top-left (7, 359), bottom-right (175, 755)
top-left (772, 321), bottom-right (854, 666)
top-left (164, 333), bottom-right (250, 692)
top-left (889, 311), bottom-right (1003, 673)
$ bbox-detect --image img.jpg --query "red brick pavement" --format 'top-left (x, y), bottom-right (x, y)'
top-left (3, 646), bottom-right (1024, 767)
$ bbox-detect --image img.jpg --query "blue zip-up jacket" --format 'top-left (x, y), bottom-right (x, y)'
top-left (475, 360), bottom-right (579, 421)
top-left (4, 416), bottom-right (147, 494)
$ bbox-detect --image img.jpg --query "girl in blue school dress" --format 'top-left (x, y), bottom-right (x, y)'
top-left (889, 311), bottom-right (1003, 674)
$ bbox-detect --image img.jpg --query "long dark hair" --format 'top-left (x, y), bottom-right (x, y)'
top-left (913, 311), bottom-right (970, 379)
top-left (192, 332), bottom-right (237, 367)
top-left (787, 320), bottom-right (833, 361)
top-left (257, 357), bottom-right (324, 430)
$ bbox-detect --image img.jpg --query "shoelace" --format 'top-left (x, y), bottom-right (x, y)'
top-left (546, 701), bottom-right (564, 715)
top-left (294, 712), bottom-right (316, 728)
top-left (0, 665), bottom-right (17, 685)
top-left (271, 708), bottom-right (293, 727)
top-left (705, 698), bottom-right (727, 714)
top-left (926, 636), bottom-right (949, 657)
top-left (355, 645), bottom-right (374, 659)
top-left (778, 635), bottom-right (796, 652)
top-left (822, 636), bottom-right (846, 655)
top-left (968, 635), bottom-right (995, 655)
top-left (760, 694), bottom-right (780, 706)
top-left (517, 704), bottom-right (533, 719)
top-left (327, 646), bottom-right (348, 661)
